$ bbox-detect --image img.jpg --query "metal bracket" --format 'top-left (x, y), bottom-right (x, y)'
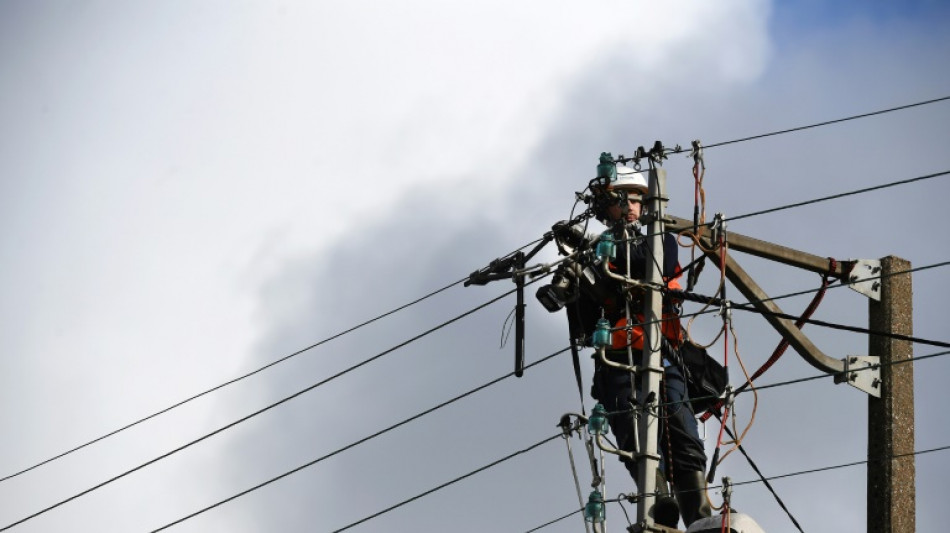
top-left (847, 259), bottom-right (882, 301)
top-left (834, 355), bottom-right (881, 397)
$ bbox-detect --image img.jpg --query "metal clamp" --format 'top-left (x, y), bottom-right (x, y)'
top-left (834, 355), bottom-right (882, 397)
top-left (846, 259), bottom-right (882, 301)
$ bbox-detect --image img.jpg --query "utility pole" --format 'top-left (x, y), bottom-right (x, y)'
top-left (636, 166), bottom-right (667, 528)
top-left (664, 218), bottom-right (915, 531)
top-left (867, 256), bottom-right (915, 532)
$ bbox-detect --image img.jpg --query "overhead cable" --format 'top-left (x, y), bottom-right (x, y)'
top-left (730, 170), bottom-right (949, 223)
top-left (528, 443), bottom-right (950, 532)
top-left (668, 259), bottom-right (950, 349)
top-left (731, 443), bottom-right (950, 489)
top-left (524, 508), bottom-right (580, 533)
top-left (0, 286), bottom-right (520, 532)
top-left (703, 95), bottom-right (950, 150)
top-left (329, 433), bottom-right (562, 533)
top-left (0, 277), bottom-right (463, 484)
top-left (736, 302), bottom-right (950, 349)
top-left (614, 349), bottom-right (950, 425)
top-left (749, 349), bottom-right (950, 395)
top-left (0, 235), bottom-right (550, 485)
top-left (719, 422), bottom-right (805, 532)
top-left (677, 349), bottom-right (949, 410)
top-left (149, 347), bottom-right (571, 532)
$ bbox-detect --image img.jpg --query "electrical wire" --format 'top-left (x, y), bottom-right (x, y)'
top-left (702, 95), bottom-right (950, 150)
top-left (749, 348), bottom-right (950, 395)
top-left (0, 277), bottom-right (463, 484)
top-left (730, 170), bottom-right (950, 223)
top-left (0, 233), bottom-right (556, 483)
top-left (730, 443), bottom-right (950, 489)
top-left (0, 286), bottom-right (521, 532)
top-left (328, 433), bottom-right (562, 533)
top-left (601, 346), bottom-right (950, 426)
top-left (736, 304), bottom-right (950, 349)
top-left (524, 97), bottom-right (950, 530)
top-left (666, 258), bottom-right (950, 350)
top-left (524, 508), bottom-right (580, 533)
top-left (10, 94), bottom-right (949, 530)
top-left (718, 423), bottom-right (806, 533)
top-left (716, 322), bottom-right (758, 466)
top-left (746, 259), bottom-right (948, 305)
top-left (0, 236), bottom-right (553, 485)
top-left (655, 169), bottom-right (950, 241)
top-left (14, 98), bottom-right (950, 524)
top-left (531, 443), bottom-right (950, 532)
top-left (148, 347), bottom-right (570, 531)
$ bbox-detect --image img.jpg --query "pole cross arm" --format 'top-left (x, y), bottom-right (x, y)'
top-left (668, 216), bottom-right (852, 279)
top-left (667, 216), bottom-right (845, 375)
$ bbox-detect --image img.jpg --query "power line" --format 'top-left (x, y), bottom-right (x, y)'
top-left (732, 260), bottom-right (949, 306)
top-left (524, 508), bottom-right (580, 532)
top-left (667, 260), bottom-right (950, 349)
top-left (0, 237), bottom-right (552, 485)
top-left (748, 348), bottom-right (950, 395)
top-left (321, 96), bottom-right (950, 532)
top-left (730, 170), bottom-right (949, 222)
top-left (735, 301), bottom-right (950, 349)
top-left (719, 424), bottom-right (805, 533)
top-left (703, 95), bottom-right (950, 149)
top-left (659, 169), bottom-right (949, 251)
top-left (329, 433), bottom-right (562, 533)
top-left (730, 443), bottom-right (950, 489)
top-left (0, 286), bottom-right (519, 532)
top-left (613, 348), bottom-right (950, 426)
top-left (0, 277), bottom-right (465, 484)
top-left (669, 349), bottom-right (950, 410)
top-left (154, 347), bottom-right (570, 531)
top-left (528, 444), bottom-right (950, 532)
top-left (150, 347), bottom-right (571, 531)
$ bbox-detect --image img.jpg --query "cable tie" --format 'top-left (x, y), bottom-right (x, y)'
top-left (723, 385), bottom-right (735, 410)
top-left (722, 476), bottom-right (733, 507)
top-left (719, 300), bottom-right (732, 324)
top-left (689, 139), bottom-right (704, 165)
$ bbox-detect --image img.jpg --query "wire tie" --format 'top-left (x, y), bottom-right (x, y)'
top-left (723, 385), bottom-right (735, 410)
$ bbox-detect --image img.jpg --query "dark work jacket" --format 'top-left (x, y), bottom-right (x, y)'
top-left (568, 228), bottom-right (680, 345)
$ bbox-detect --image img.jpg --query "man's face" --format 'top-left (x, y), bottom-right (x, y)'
top-left (607, 191), bottom-right (642, 224)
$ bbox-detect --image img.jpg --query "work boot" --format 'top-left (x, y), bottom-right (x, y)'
top-left (673, 470), bottom-right (712, 527)
top-left (653, 469), bottom-right (680, 528)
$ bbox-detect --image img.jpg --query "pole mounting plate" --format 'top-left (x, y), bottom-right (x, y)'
top-left (834, 355), bottom-right (881, 397)
top-left (847, 259), bottom-right (882, 301)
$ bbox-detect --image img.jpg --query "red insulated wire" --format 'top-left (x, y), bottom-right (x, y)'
top-left (699, 257), bottom-right (838, 423)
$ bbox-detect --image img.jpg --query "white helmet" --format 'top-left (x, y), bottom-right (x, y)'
top-left (611, 166), bottom-right (648, 198)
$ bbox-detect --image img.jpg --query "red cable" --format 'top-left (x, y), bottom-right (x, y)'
top-left (700, 258), bottom-right (838, 422)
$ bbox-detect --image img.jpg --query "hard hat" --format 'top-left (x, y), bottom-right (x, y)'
top-left (611, 166), bottom-right (648, 195)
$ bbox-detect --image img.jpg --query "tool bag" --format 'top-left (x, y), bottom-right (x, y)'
top-left (674, 340), bottom-right (729, 413)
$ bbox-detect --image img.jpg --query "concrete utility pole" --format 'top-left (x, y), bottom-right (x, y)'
top-left (665, 218), bottom-right (916, 531)
top-left (867, 256), bottom-right (915, 532)
top-left (637, 166), bottom-right (667, 529)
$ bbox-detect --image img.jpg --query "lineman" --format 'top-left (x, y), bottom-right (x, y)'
top-left (578, 165), bottom-right (712, 528)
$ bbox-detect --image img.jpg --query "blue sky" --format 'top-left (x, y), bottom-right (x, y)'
top-left (1, 1), bottom-right (948, 532)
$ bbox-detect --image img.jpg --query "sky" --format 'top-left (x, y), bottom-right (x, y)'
top-left (1, 1), bottom-right (949, 532)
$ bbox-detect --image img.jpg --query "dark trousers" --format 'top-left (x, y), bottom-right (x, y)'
top-left (592, 359), bottom-right (707, 485)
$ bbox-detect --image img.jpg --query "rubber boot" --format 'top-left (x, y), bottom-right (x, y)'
top-left (653, 468), bottom-right (680, 528)
top-left (673, 470), bottom-right (712, 528)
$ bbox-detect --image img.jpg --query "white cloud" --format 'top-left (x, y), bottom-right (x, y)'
top-left (5, 0), bottom-right (949, 531)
